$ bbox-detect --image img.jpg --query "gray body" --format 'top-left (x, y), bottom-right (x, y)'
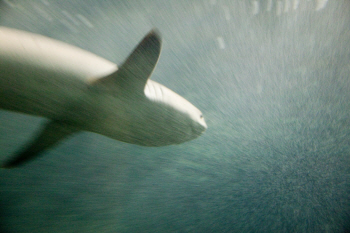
top-left (0, 27), bottom-right (207, 168)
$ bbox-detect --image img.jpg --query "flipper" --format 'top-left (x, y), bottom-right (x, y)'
top-left (91, 29), bottom-right (162, 95)
top-left (2, 121), bottom-right (78, 168)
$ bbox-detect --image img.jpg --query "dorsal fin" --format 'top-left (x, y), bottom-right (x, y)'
top-left (91, 29), bottom-right (161, 95)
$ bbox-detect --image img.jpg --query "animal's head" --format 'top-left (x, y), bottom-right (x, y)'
top-left (91, 29), bottom-right (206, 146)
top-left (132, 80), bottom-right (207, 146)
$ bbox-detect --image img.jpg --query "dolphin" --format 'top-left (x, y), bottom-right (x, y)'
top-left (0, 27), bottom-right (207, 168)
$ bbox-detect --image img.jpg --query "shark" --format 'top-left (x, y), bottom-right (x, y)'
top-left (0, 27), bottom-right (207, 168)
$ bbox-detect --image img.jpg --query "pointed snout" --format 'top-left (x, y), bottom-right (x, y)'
top-left (191, 120), bottom-right (207, 137)
top-left (202, 119), bottom-right (207, 130)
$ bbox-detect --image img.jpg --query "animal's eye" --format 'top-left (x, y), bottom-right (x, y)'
top-left (200, 114), bottom-right (203, 119)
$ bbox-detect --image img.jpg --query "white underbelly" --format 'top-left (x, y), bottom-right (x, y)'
top-left (0, 26), bottom-right (117, 119)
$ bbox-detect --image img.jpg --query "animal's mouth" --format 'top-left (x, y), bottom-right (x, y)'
top-left (190, 123), bottom-right (207, 138)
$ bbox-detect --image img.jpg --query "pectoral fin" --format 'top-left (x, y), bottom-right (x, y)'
top-left (2, 121), bottom-right (78, 168)
top-left (91, 29), bottom-right (161, 95)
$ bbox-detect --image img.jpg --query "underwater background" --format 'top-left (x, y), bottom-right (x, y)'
top-left (1, 0), bottom-right (349, 232)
